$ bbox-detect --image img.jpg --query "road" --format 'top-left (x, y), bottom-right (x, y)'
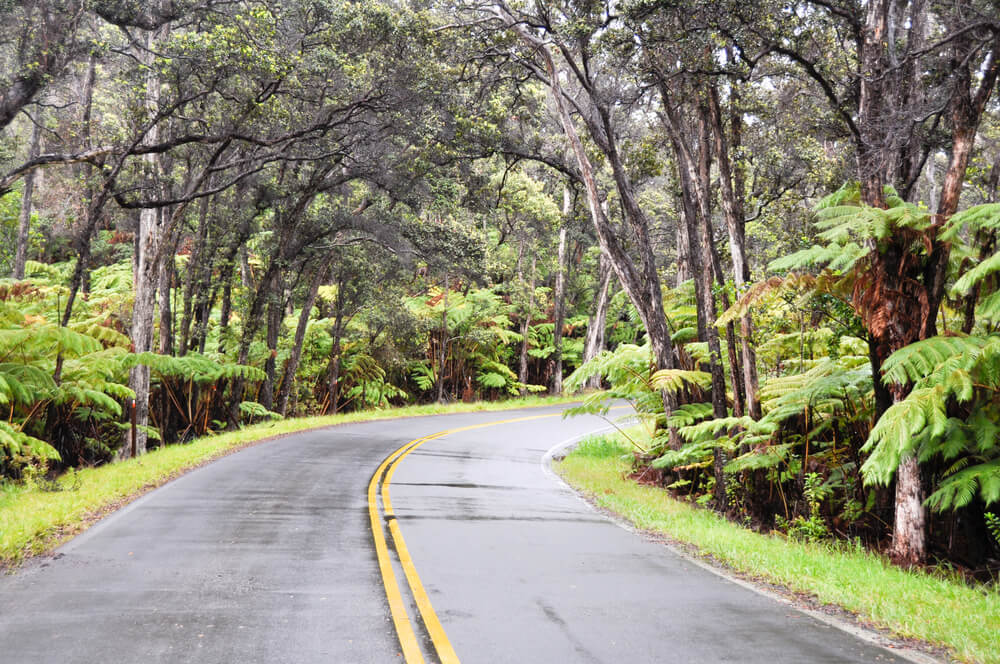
top-left (0, 405), bottom-right (917, 663)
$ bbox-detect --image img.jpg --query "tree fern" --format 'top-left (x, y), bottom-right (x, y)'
top-left (862, 333), bottom-right (1000, 509)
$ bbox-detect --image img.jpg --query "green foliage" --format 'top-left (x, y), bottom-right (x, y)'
top-left (862, 334), bottom-right (1000, 510)
top-left (986, 512), bottom-right (1000, 549)
top-left (780, 473), bottom-right (832, 542)
top-left (238, 401), bottom-right (282, 423)
top-left (0, 298), bottom-right (137, 472)
top-left (123, 352), bottom-right (265, 384)
top-left (573, 434), bottom-right (630, 459)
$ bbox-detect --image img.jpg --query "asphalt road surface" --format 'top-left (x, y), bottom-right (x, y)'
top-left (0, 405), bottom-right (917, 663)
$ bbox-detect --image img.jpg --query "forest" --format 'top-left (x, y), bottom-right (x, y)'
top-left (1, 0), bottom-right (999, 577)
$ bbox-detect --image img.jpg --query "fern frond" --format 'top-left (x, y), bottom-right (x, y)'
top-left (941, 202), bottom-right (1000, 241)
top-left (665, 402), bottom-right (713, 428)
top-left (649, 368), bottom-right (712, 393)
top-left (725, 443), bottom-right (795, 473)
top-left (951, 252), bottom-right (1000, 296)
top-left (926, 458), bottom-right (1000, 511)
top-left (862, 387), bottom-right (942, 485)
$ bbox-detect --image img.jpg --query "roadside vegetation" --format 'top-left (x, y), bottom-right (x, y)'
top-left (0, 394), bottom-right (579, 568)
top-left (558, 433), bottom-right (1000, 664)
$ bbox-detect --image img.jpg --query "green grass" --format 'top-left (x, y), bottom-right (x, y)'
top-left (558, 434), bottom-right (1000, 664)
top-left (0, 394), bottom-right (581, 568)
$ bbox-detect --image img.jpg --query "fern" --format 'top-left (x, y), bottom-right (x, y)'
top-left (666, 402), bottom-right (713, 428)
top-left (862, 334), bottom-right (1000, 510)
top-left (238, 401), bottom-right (283, 421)
top-left (649, 368), bottom-right (712, 393)
top-left (926, 458), bottom-right (1000, 511)
top-left (725, 442), bottom-right (796, 473)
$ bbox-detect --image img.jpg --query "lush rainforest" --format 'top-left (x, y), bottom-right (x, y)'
top-left (1, 0), bottom-right (999, 577)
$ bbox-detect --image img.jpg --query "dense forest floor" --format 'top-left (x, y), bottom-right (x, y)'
top-left (557, 434), bottom-right (1000, 664)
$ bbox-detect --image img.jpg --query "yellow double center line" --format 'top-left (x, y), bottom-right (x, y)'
top-left (367, 412), bottom-right (567, 664)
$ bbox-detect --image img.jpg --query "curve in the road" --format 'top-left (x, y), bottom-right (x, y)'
top-left (369, 411), bottom-right (588, 664)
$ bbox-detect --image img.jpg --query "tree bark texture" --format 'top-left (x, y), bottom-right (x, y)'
top-left (13, 113), bottom-right (41, 279)
top-left (889, 454), bottom-right (927, 566)
top-left (277, 264), bottom-right (327, 416)
top-left (496, 10), bottom-right (676, 382)
top-left (550, 192), bottom-right (569, 395)
top-left (707, 83), bottom-right (760, 419)
top-left (582, 254), bottom-right (613, 390)
top-left (437, 272), bottom-right (449, 404)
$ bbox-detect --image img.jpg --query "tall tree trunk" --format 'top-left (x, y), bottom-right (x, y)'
top-left (13, 113), bottom-right (41, 279)
top-left (519, 254), bottom-right (536, 396)
top-left (327, 310), bottom-right (345, 415)
top-left (125, 24), bottom-right (170, 457)
top-left (260, 276), bottom-right (285, 412)
top-left (277, 264), bottom-right (327, 416)
top-left (662, 87), bottom-right (729, 504)
top-left (178, 195), bottom-right (211, 354)
top-left (500, 14), bottom-right (676, 379)
top-left (437, 272), bottom-right (449, 404)
top-left (550, 189), bottom-right (569, 395)
top-left (887, 32), bottom-right (999, 567)
top-left (582, 254), bottom-right (613, 390)
top-left (708, 83), bottom-right (760, 419)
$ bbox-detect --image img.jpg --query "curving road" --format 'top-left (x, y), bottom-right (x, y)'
top-left (0, 405), bottom-right (920, 663)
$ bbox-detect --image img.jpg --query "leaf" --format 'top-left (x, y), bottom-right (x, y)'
top-left (649, 369), bottom-right (712, 393)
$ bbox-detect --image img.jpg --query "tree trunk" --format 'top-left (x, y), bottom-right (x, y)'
top-left (157, 247), bottom-right (174, 356)
top-left (13, 114), bottom-right (41, 279)
top-left (582, 254), bottom-right (613, 390)
top-left (501, 16), bottom-right (676, 377)
top-left (707, 83), bottom-right (760, 419)
top-left (662, 87), bottom-right (730, 507)
top-left (889, 454), bottom-right (926, 567)
top-left (886, 32), bottom-right (998, 564)
top-left (178, 195), bottom-right (211, 354)
top-left (857, 0), bottom-right (891, 209)
top-left (127, 204), bottom-right (162, 457)
top-left (218, 279), bottom-right (233, 354)
top-left (550, 193), bottom-right (568, 395)
top-left (125, 23), bottom-right (178, 457)
top-left (437, 272), bottom-right (449, 404)
top-left (277, 264), bottom-right (326, 416)
top-left (519, 255), bottom-right (536, 396)
top-left (327, 319), bottom-right (344, 415)
top-left (260, 277), bottom-right (285, 412)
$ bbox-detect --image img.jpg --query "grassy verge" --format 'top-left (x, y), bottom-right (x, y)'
top-left (0, 394), bottom-right (580, 568)
top-left (557, 435), bottom-right (1000, 664)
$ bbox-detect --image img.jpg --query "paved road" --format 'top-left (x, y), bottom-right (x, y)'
top-left (0, 405), bottom-right (914, 663)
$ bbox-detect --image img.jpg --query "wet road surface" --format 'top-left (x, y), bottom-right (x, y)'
top-left (0, 405), bottom-right (916, 663)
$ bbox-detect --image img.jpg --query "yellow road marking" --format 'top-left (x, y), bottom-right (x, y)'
top-left (369, 406), bottom-right (631, 663)
top-left (367, 438), bottom-right (428, 664)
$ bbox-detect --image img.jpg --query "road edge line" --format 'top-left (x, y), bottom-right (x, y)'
top-left (542, 432), bottom-right (942, 664)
